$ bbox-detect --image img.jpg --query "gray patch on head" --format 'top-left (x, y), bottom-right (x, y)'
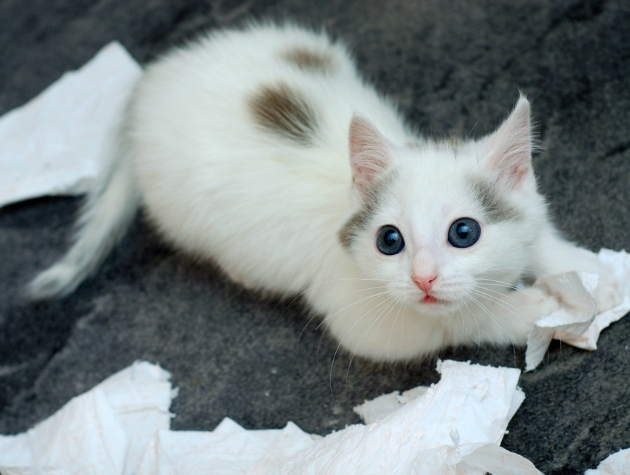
top-left (248, 83), bottom-right (318, 145)
top-left (338, 174), bottom-right (395, 250)
top-left (442, 135), bottom-right (463, 152)
top-left (469, 176), bottom-right (521, 223)
top-left (405, 140), bottom-right (425, 149)
top-left (281, 48), bottom-right (335, 73)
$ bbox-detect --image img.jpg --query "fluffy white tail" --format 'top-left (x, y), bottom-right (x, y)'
top-left (28, 135), bottom-right (140, 299)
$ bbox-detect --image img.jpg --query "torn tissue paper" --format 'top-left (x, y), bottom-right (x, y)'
top-left (0, 361), bottom-right (174, 475)
top-left (525, 249), bottom-right (630, 371)
top-left (0, 360), bottom-right (544, 475)
top-left (585, 446), bottom-right (630, 475)
top-left (0, 42), bottom-right (142, 208)
top-left (353, 385), bottom-right (428, 425)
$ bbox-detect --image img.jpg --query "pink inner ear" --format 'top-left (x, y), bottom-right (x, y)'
top-left (483, 96), bottom-right (533, 189)
top-left (348, 115), bottom-right (392, 194)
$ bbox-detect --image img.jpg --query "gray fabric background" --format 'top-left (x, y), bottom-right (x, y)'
top-left (1, 1), bottom-right (630, 473)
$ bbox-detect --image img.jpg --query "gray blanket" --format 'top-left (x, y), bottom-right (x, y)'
top-left (1, 1), bottom-right (629, 473)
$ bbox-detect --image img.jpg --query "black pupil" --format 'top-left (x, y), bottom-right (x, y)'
top-left (456, 223), bottom-right (470, 239)
top-left (376, 226), bottom-right (405, 255)
top-left (384, 230), bottom-right (399, 246)
top-left (448, 218), bottom-right (480, 248)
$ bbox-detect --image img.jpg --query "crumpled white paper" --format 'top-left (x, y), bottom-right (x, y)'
top-left (525, 249), bottom-right (630, 371)
top-left (0, 361), bottom-right (175, 475)
top-left (585, 446), bottom-right (630, 475)
top-left (0, 360), bottom-right (543, 475)
top-left (0, 42), bottom-right (142, 208)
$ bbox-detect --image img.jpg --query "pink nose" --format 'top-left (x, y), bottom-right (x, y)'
top-left (413, 275), bottom-right (437, 293)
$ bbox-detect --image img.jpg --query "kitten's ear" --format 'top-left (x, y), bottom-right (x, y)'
top-left (481, 95), bottom-right (534, 190)
top-left (349, 115), bottom-right (393, 197)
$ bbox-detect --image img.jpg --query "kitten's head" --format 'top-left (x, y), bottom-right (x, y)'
top-left (339, 96), bottom-right (548, 316)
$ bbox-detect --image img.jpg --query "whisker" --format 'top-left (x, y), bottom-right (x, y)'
top-left (467, 299), bottom-right (482, 350)
top-left (471, 289), bottom-right (523, 316)
top-left (469, 295), bottom-right (517, 348)
top-left (387, 302), bottom-right (405, 373)
top-left (296, 284), bottom-right (389, 347)
top-left (475, 279), bottom-right (541, 300)
top-left (475, 283), bottom-right (519, 303)
top-left (328, 293), bottom-right (396, 394)
top-left (286, 276), bottom-right (390, 317)
top-left (468, 294), bottom-right (501, 329)
top-left (316, 288), bottom-right (391, 331)
top-left (346, 298), bottom-right (399, 386)
top-left (457, 295), bottom-right (481, 348)
top-left (316, 289), bottom-right (391, 364)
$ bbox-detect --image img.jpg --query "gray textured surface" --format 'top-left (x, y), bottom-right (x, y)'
top-left (1, 0), bottom-right (630, 473)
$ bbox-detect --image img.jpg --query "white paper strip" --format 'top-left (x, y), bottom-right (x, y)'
top-left (0, 42), bottom-right (142, 208)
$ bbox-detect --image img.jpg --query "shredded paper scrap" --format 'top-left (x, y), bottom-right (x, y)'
top-left (0, 360), bottom-right (543, 475)
top-left (526, 249), bottom-right (630, 371)
top-left (0, 42), bottom-right (142, 208)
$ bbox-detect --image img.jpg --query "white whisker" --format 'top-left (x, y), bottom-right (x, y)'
top-left (328, 292), bottom-right (396, 393)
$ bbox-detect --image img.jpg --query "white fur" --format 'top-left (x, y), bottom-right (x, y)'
top-left (29, 24), bottom-right (622, 361)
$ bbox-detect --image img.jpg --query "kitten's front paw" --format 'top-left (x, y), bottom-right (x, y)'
top-left (594, 269), bottom-right (624, 314)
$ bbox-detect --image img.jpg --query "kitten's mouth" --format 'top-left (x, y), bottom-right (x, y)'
top-left (410, 291), bottom-right (450, 309)
top-left (413, 294), bottom-right (451, 315)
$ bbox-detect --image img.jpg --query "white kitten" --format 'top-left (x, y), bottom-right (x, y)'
top-left (29, 24), bottom-right (622, 361)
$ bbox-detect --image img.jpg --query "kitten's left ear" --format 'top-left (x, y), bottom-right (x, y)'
top-left (480, 95), bottom-right (534, 190)
top-left (348, 115), bottom-right (394, 199)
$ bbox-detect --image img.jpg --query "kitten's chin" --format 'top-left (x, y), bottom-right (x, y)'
top-left (409, 297), bottom-right (455, 316)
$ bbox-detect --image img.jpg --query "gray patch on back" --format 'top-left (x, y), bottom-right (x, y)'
top-left (338, 175), bottom-right (395, 250)
top-left (248, 83), bottom-right (318, 145)
top-left (469, 177), bottom-right (521, 223)
top-left (281, 48), bottom-right (335, 73)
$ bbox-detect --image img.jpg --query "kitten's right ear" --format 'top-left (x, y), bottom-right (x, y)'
top-left (480, 95), bottom-right (534, 190)
top-left (349, 115), bottom-right (393, 198)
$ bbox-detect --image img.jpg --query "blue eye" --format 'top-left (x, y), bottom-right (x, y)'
top-left (448, 218), bottom-right (481, 248)
top-left (376, 225), bottom-right (405, 255)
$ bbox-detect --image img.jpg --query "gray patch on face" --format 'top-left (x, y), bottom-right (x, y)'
top-left (469, 176), bottom-right (521, 223)
top-left (338, 174), bottom-right (395, 250)
top-left (281, 48), bottom-right (335, 73)
top-left (248, 83), bottom-right (318, 145)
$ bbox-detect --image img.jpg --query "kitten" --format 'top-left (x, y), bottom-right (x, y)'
top-left (28, 24), bottom-right (622, 361)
